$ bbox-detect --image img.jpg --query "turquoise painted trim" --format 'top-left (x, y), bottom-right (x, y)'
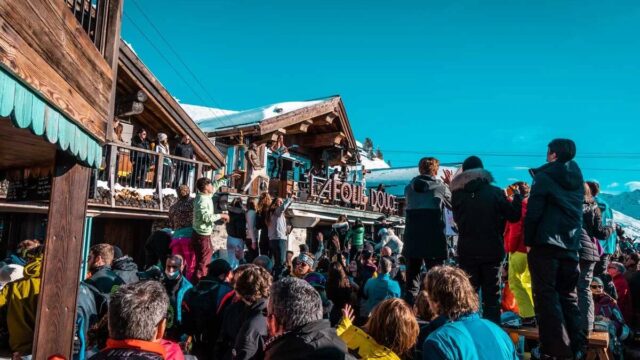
top-left (80, 217), bottom-right (93, 279)
top-left (0, 67), bottom-right (103, 168)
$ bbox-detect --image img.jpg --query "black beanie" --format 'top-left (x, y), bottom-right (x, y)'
top-left (112, 246), bottom-right (123, 260)
top-left (462, 156), bottom-right (484, 171)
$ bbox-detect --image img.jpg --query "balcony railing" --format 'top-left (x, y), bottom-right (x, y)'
top-left (89, 143), bottom-right (212, 211)
top-left (64, 0), bottom-right (111, 54)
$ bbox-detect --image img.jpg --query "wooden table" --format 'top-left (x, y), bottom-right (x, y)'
top-left (503, 327), bottom-right (611, 360)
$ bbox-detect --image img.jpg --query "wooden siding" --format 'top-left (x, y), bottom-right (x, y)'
top-left (0, 0), bottom-right (114, 141)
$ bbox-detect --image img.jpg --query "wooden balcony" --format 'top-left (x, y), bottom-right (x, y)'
top-left (88, 143), bottom-right (212, 212)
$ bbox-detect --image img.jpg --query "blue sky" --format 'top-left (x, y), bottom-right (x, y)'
top-left (121, 0), bottom-right (640, 192)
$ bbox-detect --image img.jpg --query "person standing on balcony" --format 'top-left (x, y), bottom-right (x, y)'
top-left (174, 134), bottom-right (196, 189)
top-left (156, 133), bottom-right (173, 188)
top-left (243, 143), bottom-right (267, 194)
top-left (130, 128), bottom-right (151, 188)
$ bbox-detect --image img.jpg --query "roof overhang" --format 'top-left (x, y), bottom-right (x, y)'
top-left (204, 96), bottom-right (357, 150)
top-left (118, 41), bottom-right (225, 168)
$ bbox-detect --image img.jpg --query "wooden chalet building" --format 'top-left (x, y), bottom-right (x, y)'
top-left (0, 1), bottom-right (224, 357)
top-left (184, 97), bottom-right (403, 250)
top-left (0, 0), bottom-right (123, 357)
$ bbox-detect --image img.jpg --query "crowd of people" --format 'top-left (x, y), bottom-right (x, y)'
top-left (3, 138), bottom-right (640, 360)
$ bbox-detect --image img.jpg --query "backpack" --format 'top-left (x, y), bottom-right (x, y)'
top-left (182, 280), bottom-right (221, 343)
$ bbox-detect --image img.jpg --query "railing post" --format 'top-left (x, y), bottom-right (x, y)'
top-left (196, 163), bottom-right (203, 180)
top-left (156, 153), bottom-right (164, 211)
top-left (107, 144), bottom-right (118, 207)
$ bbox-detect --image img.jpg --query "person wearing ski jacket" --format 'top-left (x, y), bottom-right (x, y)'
top-left (450, 156), bottom-right (521, 324)
top-left (402, 157), bottom-right (452, 304)
top-left (524, 139), bottom-right (586, 359)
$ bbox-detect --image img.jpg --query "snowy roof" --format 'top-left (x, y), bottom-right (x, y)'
top-left (182, 96), bottom-right (337, 133)
top-left (360, 156), bottom-right (390, 170)
top-left (366, 165), bottom-right (461, 197)
top-left (180, 103), bottom-right (238, 122)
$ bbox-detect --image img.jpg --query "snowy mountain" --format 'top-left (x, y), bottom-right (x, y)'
top-left (613, 210), bottom-right (640, 240)
top-left (601, 190), bottom-right (640, 220)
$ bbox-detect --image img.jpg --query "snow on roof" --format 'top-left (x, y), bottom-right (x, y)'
top-left (180, 103), bottom-right (238, 122)
top-left (360, 156), bottom-right (390, 170)
top-left (182, 96), bottom-right (337, 133)
top-left (366, 166), bottom-right (461, 197)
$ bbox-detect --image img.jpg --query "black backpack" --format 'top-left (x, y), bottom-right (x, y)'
top-left (182, 279), bottom-right (222, 343)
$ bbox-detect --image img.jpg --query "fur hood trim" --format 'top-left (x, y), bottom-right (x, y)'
top-left (450, 168), bottom-right (494, 192)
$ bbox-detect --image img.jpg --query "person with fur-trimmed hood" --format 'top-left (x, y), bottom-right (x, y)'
top-left (450, 155), bottom-right (522, 324)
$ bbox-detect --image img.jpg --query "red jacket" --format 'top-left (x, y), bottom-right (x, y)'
top-left (504, 197), bottom-right (528, 253)
top-left (613, 273), bottom-right (633, 323)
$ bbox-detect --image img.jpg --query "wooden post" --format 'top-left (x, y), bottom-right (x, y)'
top-left (33, 151), bottom-right (90, 359)
top-left (156, 153), bottom-right (164, 211)
top-left (108, 144), bottom-right (118, 207)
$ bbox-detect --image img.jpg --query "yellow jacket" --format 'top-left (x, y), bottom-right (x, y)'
top-left (336, 317), bottom-right (400, 360)
top-left (0, 257), bottom-right (42, 354)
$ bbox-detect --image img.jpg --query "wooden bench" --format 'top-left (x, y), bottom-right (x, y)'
top-left (503, 327), bottom-right (611, 360)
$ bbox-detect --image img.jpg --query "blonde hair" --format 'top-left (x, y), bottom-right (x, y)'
top-left (364, 298), bottom-right (419, 356)
top-left (424, 266), bottom-right (479, 320)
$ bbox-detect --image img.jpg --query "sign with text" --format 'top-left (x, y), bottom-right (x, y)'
top-left (309, 176), bottom-right (397, 214)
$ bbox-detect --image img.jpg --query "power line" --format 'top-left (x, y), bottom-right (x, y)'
top-left (128, 0), bottom-right (228, 118)
top-left (122, 12), bottom-right (227, 122)
top-left (383, 149), bottom-right (640, 159)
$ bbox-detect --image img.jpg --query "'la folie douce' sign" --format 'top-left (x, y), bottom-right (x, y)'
top-left (309, 176), bottom-right (397, 214)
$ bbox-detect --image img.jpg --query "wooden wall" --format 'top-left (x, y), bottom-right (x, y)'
top-left (91, 217), bottom-right (153, 267)
top-left (0, 0), bottom-right (114, 141)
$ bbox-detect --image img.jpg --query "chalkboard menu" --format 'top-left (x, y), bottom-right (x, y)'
top-left (6, 174), bottom-right (52, 201)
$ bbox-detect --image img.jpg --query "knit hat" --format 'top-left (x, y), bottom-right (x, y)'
top-left (208, 258), bottom-right (232, 278)
top-left (112, 246), bottom-right (123, 260)
top-left (299, 244), bottom-right (310, 254)
top-left (608, 261), bottom-right (626, 275)
top-left (297, 253), bottom-right (315, 268)
top-left (591, 277), bottom-right (604, 286)
top-left (158, 133), bottom-right (168, 142)
top-left (462, 156), bottom-right (484, 171)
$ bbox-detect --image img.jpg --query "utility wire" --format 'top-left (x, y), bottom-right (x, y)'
top-left (122, 12), bottom-right (227, 122)
top-left (383, 150), bottom-right (640, 159)
top-left (128, 0), bottom-right (228, 118)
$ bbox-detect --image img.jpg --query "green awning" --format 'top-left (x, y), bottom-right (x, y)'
top-left (0, 67), bottom-right (103, 168)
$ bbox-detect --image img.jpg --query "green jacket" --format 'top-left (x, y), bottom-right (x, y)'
top-left (193, 178), bottom-right (226, 236)
top-left (0, 257), bottom-right (42, 354)
top-left (346, 226), bottom-right (365, 247)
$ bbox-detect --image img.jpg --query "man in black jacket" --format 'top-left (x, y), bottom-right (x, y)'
top-left (402, 157), bottom-right (452, 304)
top-left (450, 156), bottom-right (521, 324)
top-left (264, 277), bottom-right (352, 360)
top-left (524, 139), bottom-right (585, 359)
top-left (85, 244), bottom-right (125, 317)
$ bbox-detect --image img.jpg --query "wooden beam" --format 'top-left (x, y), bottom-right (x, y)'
top-left (314, 113), bottom-right (337, 126)
top-left (33, 151), bottom-right (90, 358)
top-left (289, 131), bottom-right (345, 148)
top-left (118, 42), bottom-right (225, 168)
top-left (285, 119), bottom-right (313, 134)
top-left (103, 0), bottom-right (123, 143)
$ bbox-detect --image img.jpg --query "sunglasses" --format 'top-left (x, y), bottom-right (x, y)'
top-left (590, 285), bottom-right (603, 289)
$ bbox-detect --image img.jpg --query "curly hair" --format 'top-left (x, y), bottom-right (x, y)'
top-left (364, 298), bottom-right (419, 356)
top-left (423, 265), bottom-right (479, 321)
top-left (418, 157), bottom-right (440, 176)
top-left (235, 265), bottom-right (272, 303)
